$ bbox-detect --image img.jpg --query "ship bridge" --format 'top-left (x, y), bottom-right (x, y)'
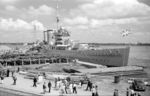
top-left (43, 27), bottom-right (71, 50)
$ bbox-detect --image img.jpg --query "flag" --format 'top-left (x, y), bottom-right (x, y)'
top-left (56, 17), bottom-right (59, 23)
top-left (121, 29), bottom-right (131, 37)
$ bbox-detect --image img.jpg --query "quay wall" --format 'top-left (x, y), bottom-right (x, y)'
top-left (0, 87), bottom-right (40, 96)
top-left (0, 87), bottom-right (92, 96)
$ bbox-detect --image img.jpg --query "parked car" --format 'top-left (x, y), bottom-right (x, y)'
top-left (130, 79), bottom-right (146, 91)
top-left (128, 78), bottom-right (134, 84)
top-left (144, 80), bottom-right (150, 86)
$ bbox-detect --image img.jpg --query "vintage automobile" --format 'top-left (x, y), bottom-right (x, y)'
top-left (130, 79), bottom-right (146, 91)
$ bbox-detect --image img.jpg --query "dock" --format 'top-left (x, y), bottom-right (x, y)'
top-left (76, 66), bottom-right (144, 74)
top-left (76, 60), bottom-right (106, 68)
top-left (0, 73), bottom-right (92, 96)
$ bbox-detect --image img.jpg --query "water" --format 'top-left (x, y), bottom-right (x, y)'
top-left (129, 46), bottom-right (150, 67)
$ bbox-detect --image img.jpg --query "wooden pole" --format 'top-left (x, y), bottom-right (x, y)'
top-left (14, 60), bottom-right (16, 66)
top-left (67, 58), bottom-right (69, 63)
top-left (45, 59), bottom-right (46, 64)
top-left (38, 59), bottom-right (40, 64)
top-left (59, 58), bottom-right (61, 63)
top-left (66, 58), bottom-right (68, 63)
top-left (22, 59), bottom-right (24, 66)
top-left (44, 31), bottom-right (46, 42)
top-left (30, 59), bottom-right (31, 65)
top-left (6, 61), bottom-right (8, 67)
top-left (51, 59), bottom-right (53, 64)
top-left (47, 31), bottom-right (49, 44)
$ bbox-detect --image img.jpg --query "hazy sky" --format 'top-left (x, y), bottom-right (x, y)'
top-left (0, 0), bottom-right (150, 43)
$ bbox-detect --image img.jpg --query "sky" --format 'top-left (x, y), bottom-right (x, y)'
top-left (0, 0), bottom-right (150, 43)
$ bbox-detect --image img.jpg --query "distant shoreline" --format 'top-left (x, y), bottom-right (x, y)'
top-left (87, 43), bottom-right (150, 46)
top-left (0, 42), bottom-right (150, 46)
top-left (0, 43), bottom-right (33, 45)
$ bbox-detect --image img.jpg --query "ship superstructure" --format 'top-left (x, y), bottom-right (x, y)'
top-left (43, 27), bottom-right (70, 50)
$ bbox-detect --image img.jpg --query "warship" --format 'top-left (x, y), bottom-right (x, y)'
top-left (31, 1), bottom-right (130, 67)
top-left (40, 26), bottom-right (130, 67)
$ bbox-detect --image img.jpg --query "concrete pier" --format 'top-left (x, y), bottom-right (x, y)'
top-left (0, 72), bottom-right (150, 96)
top-left (0, 73), bottom-right (91, 96)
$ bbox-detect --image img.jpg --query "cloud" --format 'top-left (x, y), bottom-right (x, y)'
top-left (2, 4), bottom-right (55, 21)
top-left (5, 5), bottom-right (17, 11)
top-left (0, 0), bottom-right (18, 4)
top-left (76, 0), bottom-right (92, 3)
top-left (63, 16), bottom-right (89, 25)
top-left (63, 0), bottom-right (150, 30)
top-left (0, 0), bottom-right (150, 43)
top-left (27, 5), bottom-right (55, 16)
top-left (31, 20), bottom-right (45, 31)
top-left (90, 18), bottom-right (138, 28)
top-left (63, 16), bottom-right (139, 29)
top-left (0, 18), bottom-right (45, 42)
top-left (0, 4), bottom-right (55, 42)
top-left (71, 0), bottom-right (150, 19)
top-left (0, 18), bottom-right (45, 31)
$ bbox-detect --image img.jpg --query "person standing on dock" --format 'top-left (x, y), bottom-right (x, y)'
top-left (17, 67), bottom-right (20, 73)
top-left (13, 75), bottom-right (17, 85)
top-left (130, 89), bottom-right (135, 96)
top-left (33, 77), bottom-right (37, 87)
top-left (80, 80), bottom-right (84, 87)
top-left (92, 86), bottom-right (96, 96)
top-left (11, 71), bottom-right (15, 77)
top-left (69, 82), bottom-right (73, 94)
top-left (95, 85), bottom-right (99, 96)
top-left (86, 80), bottom-right (92, 91)
top-left (48, 81), bottom-right (52, 93)
top-left (137, 93), bottom-right (141, 96)
top-left (0, 75), bottom-right (4, 84)
top-left (86, 80), bottom-right (90, 91)
top-left (73, 82), bottom-right (77, 94)
top-left (6, 69), bottom-right (10, 77)
top-left (54, 78), bottom-right (57, 88)
top-left (113, 89), bottom-right (119, 96)
top-left (126, 88), bottom-right (129, 96)
top-left (43, 82), bottom-right (47, 94)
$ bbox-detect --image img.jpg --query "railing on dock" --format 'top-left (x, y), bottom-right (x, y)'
top-left (0, 57), bottom-right (71, 67)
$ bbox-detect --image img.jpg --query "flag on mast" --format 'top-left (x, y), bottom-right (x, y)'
top-left (121, 29), bottom-right (131, 37)
top-left (56, 0), bottom-right (60, 23)
top-left (56, 16), bottom-right (59, 23)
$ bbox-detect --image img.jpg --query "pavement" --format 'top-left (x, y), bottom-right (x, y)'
top-left (0, 73), bottom-right (150, 96)
top-left (0, 73), bottom-right (91, 96)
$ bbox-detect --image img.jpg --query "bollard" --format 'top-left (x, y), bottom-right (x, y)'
top-left (114, 75), bottom-right (120, 83)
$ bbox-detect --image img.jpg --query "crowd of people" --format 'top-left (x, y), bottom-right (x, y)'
top-left (0, 68), bottom-right (146, 96)
top-left (32, 76), bottom-right (100, 96)
top-left (0, 69), bottom-right (17, 85)
top-left (125, 88), bottom-right (142, 96)
top-left (113, 88), bottom-right (142, 96)
top-left (39, 77), bottom-right (79, 94)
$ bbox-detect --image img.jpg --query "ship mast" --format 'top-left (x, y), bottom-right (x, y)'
top-left (56, 0), bottom-right (60, 32)
top-left (33, 24), bottom-right (37, 42)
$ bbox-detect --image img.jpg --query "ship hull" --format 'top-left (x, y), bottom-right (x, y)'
top-left (44, 47), bottom-right (130, 67)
